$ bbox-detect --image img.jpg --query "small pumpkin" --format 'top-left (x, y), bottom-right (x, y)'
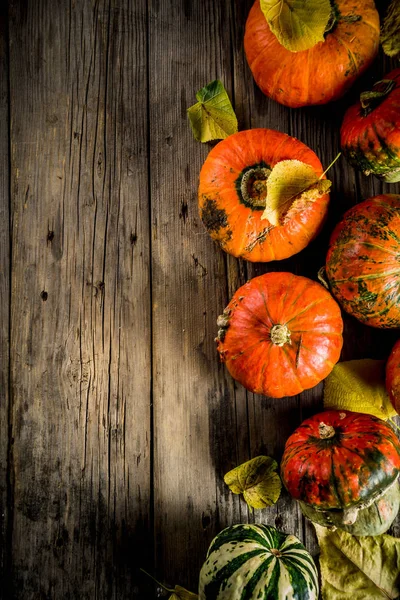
top-left (281, 410), bottom-right (400, 524)
top-left (341, 69), bottom-right (400, 183)
top-left (199, 523), bottom-right (319, 600)
top-left (325, 194), bottom-right (400, 328)
top-left (244, 0), bottom-right (379, 108)
top-left (216, 272), bottom-right (343, 398)
top-left (386, 339), bottom-right (400, 414)
top-left (199, 129), bottom-right (329, 262)
top-left (300, 480), bottom-right (400, 536)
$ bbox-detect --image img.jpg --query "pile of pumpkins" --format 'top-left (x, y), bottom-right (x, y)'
top-left (195, 0), bottom-right (400, 599)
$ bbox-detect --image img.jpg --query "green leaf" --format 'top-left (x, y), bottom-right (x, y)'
top-left (169, 586), bottom-right (198, 600)
top-left (381, 0), bottom-right (400, 57)
top-left (187, 80), bottom-right (238, 143)
top-left (224, 456), bottom-right (282, 509)
top-left (261, 159), bottom-right (331, 226)
top-left (260, 0), bottom-right (332, 52)
top-left (324, 359), bottom-right (397, 420)
top-left (315, 524), bottom-right (400, 599)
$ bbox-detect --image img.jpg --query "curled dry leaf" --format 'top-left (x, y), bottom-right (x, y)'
top-left (261, 159), bottom-right (331, 226)
top-left (315, 523), bottom-right (400, 599)
top-left (381, 0), bottom-right (400, 57)
top-left (224, 455), bottom-right (282, 509)
top-left (169, 585), bottom-right (198, 600)
top-left (324, 359), bottom-right (397, 420)
top-left (260, 0), bottom-right (332, 52)
top-left (187, 80), bottom-right (238, 143)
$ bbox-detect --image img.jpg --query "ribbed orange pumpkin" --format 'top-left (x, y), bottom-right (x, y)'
top-left (386, 339), bottom-right (400, 414)
top-left (244, 0), bottom-right (380, 108)
top-left (198, 129), bottom-right (329, 262)
top-left (325, 194), bottom-right (400, 328)
top-left (216, 272), bottom-right (343, 398)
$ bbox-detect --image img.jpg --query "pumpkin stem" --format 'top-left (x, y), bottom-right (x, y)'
top-left (270, 324), bottom-right (291, 347)
top-left (318, 422), bottom-right (336, 439)
top-left (342, 506), bottom-right (358, 525)
top-left (240, 167), bottom-right (271, 209)
top-left (270, 548), bottom-right (282, 557)
top-left (360, 79), bottom-right (396, 117)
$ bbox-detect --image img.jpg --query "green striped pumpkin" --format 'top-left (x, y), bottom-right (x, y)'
top-left (198, 524), bottom-right (319, 600)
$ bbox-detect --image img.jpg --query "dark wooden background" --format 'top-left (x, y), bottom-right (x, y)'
top-left (0, 0), bottom-right (399, 598)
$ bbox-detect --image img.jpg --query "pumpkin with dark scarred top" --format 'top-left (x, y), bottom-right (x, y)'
top-left (199, 129), bottom-right (329, 262)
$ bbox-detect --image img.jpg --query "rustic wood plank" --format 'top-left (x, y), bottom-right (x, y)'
top-left (0, 6), bottom-right (10, 597)
top-left (8, 1), bottom-right (151, 597)
top-left (149, 0), bottom-right (247, 590)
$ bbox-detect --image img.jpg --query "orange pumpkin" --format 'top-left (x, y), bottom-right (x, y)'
top-left (216, 272), bottom-right (343, 398)
top-left (386, 339), bottom-right (400, 414)
top-left (244, 0), bottom-right (380, 108)
top-left (198, 129), bottom-right (329, 262)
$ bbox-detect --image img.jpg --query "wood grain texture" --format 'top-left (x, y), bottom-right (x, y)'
top-left (149, 0), bottom-right (238, 589)
top-left (1, 0), bottom-right (400, 597)
top-left (8, 1), bottom-right (151, 597)
top-left (0, 6), bottom-right (10, 596)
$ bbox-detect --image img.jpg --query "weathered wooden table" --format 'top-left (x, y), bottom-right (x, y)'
top-left (0, 1), bottom-right (399, 598)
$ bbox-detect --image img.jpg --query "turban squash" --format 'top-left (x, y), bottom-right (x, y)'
top-left (341, 68), bottom-right (400, 183)
top-left (244, 0), bottom-right (380, 108)
top-left (216, 272), bottom-right (343, 398)
top-left (199, 129), bottom-right (329, 262)
top-left (281, 409), bottom-right (400, 534)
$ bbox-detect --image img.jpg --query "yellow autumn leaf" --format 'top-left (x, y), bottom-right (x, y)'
top-left (261, 159), bottom-right (331, 226)
top-left (260, 0), bottom-right (332, 52)
top-left (169, 586), bottom-right (198, 600)
top-left (224, 456), bottom-right (282, 509)
top-left (187, 80), bottom-right (238, 143)
top-left (315, 524), bottom-right (400, 599)
top-left (324, 359), bottom-right (397, 420)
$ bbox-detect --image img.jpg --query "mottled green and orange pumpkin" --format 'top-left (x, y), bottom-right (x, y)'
top-left (216, 272), bottom-right (343, 398)
top-left (244, 0), bottom-right (380, 108)
top-left (341, 68), bottom-right (400, 183)
top-left (325, 194), bottom-right (400, 328)
top-left (199, 129), bottom-right (329, 262)
top-left (300, 481), bottom-right (400, 536)
top-left (386, 339), bottom-right (400, 414)
top-left (281, 409), bottom-right (400, 528)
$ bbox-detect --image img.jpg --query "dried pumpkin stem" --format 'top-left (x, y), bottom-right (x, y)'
top-left (319, 422), bottom-right (336, 439)
top-left (240, 167), bottom-right (271, 208)
top-left (270, 324), bottom-right (291, 347)
top-left (360, 79), bottom-right (396, 116)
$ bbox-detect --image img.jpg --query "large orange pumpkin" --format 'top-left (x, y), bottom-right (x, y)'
top-left (198, 129), bottom-right (329, 262)
top-left (244, 0), bottom-right (380, 108)
top-left (216, 272), bottom-right (343, 398)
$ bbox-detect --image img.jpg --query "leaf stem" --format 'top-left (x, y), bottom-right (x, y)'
top-left (319, 152), bottom-right (341, 180)
top-left (140, 568), bottom-right (174, 593)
